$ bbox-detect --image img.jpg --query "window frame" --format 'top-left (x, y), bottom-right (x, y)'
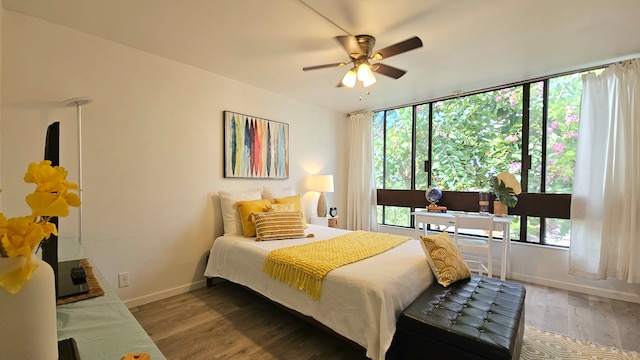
top-left (374, 72), bottom-right (590, 246)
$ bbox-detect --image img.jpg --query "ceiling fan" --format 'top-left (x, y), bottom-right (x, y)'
top-left (303, 35), bottom-right (423, 88)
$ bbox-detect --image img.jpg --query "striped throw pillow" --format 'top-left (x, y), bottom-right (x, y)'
top-left (253, 211), bottom-right (308, 241)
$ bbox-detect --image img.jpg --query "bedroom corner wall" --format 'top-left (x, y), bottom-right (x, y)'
top-left (1, 10), bottom-right (347, 306)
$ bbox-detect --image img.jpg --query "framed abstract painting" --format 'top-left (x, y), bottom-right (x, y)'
top-left (223, 111), bottom-right (289, 179)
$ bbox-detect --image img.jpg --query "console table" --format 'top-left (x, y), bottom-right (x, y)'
top-left (56, 239), bottom-right (165, 359)
top-left (412, 211), bottom-right (514, 280)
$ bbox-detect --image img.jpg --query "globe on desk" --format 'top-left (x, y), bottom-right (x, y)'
top-left (425, 187), bottom-right (447, 212)
top-left (426, 188), bottom-right (442, 207)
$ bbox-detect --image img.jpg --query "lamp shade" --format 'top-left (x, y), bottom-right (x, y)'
top-left (341, 69), bottom-right (357, 88)
top-left (309, 174), bottom-right (334, 193)
top-left (362, 72), bottom-right (377, 87)
top-left (309, 174), bottom-right (334, 218)
top-left (357, 62), bottom-right (372, 82)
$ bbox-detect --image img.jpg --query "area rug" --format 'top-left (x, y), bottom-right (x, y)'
top-left (56, 258), bottom-right (104, 305)
top-left (521, 326), bottom-right (639, 359)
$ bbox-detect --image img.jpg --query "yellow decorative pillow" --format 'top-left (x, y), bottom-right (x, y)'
top-left (237, 199), bottom-right (272, 237)
top-left (265, 203), bottom-right (295, 212)
top-left (253, 211), bottom-right (308, 241)
top-left (419, 232), bottom-right (471, 287)
top-left (273, 195), bottom-right (307, 227)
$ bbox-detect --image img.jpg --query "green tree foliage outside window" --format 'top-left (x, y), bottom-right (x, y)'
top-left (431, 87), bottom-right (523, 191)
top-left (373, 71), bottom-right (586, 246)
top-left (526, 75), bottom-right (583, 245)
top-left (384, 107), bottom-right (413, 190)
top-left (546, 75), bottom-right (582, 193)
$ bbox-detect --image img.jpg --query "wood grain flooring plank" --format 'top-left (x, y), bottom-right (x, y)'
top-left (522, 282), bottom-right (546, 328)
top-left (542, 303), bottom-right (569, 334)
top-left (545, 286), bottom-right (569, 308)
top-left (567, 304), bottom-right (592, 343)
top-left (568, 291), bottom-right (589, 308)
top-left (609, 298), bottom-right (640, 352)
top-left (587, 293), bottom-right (622, 349)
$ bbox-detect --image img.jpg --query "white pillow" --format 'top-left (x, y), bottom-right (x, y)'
top-left (262, 186), bottom-right (296, 201)
top-left (219, 190), bottom-right (262, 235)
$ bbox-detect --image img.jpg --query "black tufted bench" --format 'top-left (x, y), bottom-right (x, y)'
top-left (388, 275), bottom-right (526, 359)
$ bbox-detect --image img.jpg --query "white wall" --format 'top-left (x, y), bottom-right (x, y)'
top-left (1, 11), bottom-right (347, 306)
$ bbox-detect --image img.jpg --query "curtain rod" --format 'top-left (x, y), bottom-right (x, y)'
top-left (354, 55), bottom-right (639, 116)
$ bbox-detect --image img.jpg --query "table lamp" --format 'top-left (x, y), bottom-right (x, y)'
top-left (309, 174), bottom-right (334, 217)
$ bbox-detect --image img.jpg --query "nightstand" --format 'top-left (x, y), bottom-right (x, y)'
top-left (310, 216), bottom-right (339, 228)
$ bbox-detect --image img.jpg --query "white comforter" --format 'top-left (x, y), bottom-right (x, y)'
top-left (203, 224), bottom-right (434, 360)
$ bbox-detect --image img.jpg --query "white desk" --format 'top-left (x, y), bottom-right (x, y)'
top-left (412, 211), bottom-right (514, 280)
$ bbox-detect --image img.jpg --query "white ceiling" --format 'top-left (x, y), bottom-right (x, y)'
top-left (4, 0), bottom-right (640, 114)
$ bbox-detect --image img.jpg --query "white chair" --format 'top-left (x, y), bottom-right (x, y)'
top-left (453, 214), bottom-right (494, 278)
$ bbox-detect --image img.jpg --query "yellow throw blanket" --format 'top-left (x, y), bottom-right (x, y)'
top-left (262, 231), bottom-right (411, 300)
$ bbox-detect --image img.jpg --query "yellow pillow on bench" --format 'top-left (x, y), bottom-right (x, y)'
top-left (419, 232), bottom-right (471, 287)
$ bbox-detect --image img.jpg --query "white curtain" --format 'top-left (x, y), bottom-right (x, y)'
top-left (569, 59), bottom-right (640, 283)
top-left (346, 111), bottom-right (378, 231)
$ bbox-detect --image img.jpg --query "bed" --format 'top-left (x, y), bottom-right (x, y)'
top-left (204, 223), bottom-right (435, 360)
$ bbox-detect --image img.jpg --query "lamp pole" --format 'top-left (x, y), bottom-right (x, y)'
top-left (61, 97), bottom-right (93, 244)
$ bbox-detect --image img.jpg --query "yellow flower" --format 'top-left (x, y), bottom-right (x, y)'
top-left (24, 160), bottom-right (79, 193)
top-left (26, 192), bottom-right (71, 218)
top-left (23, 161), bottom-right (80, 218)
top-left (0, 257), bottom-right (37, 295)
top-left (1, 216), bottom-right (47, 258)
top-left (0, 216), bottom-right (48, 294)
top-left (0, 161), bottom-right (80, 294)
top-left (39, 221), bottom-right (58, 240)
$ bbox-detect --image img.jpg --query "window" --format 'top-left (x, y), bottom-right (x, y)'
top-left (374, 107), bottom-right (414, 226)
top-left (431, 87), bottom-right (522, 191)
top-left (374, 71), bottom-right (587, 246)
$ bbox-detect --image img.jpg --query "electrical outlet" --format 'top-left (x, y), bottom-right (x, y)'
top-left (118, 272), bottom-right (129, 288)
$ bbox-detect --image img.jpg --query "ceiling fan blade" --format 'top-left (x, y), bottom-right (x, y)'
top-left (335, 35), bottom-right (363, 58)
top-left (303, 62), bottom-right (347, 71)
top-left (372, 63), bottom-right (407, 79)
top-left (372, 36), bottom-right (423, 60)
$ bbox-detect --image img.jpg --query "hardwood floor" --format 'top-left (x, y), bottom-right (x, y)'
top-left (523, 281), bottom-right (640, 353)
top-left (131, 280), bottom-right (640, 359)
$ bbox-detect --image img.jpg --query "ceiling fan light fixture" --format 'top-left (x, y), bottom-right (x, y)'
top-left (357, 62), bottom-right (373, 82)
top-left (303, 34), bottom-right (422, 89)
top-left (362, 72), bottom-right (377, 87)
top-left (341, 68), bottom-right (357, 88)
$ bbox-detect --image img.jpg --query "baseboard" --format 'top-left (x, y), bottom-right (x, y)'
top-left (120, 273), bottom-right (640, 308)
top-left (122, 279), bottom-right (208, 308)
top-left (511, 272), bottom-right (640, 304)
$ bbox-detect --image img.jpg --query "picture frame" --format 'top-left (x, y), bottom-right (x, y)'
top-left (223, 110), bottom-right (289, 179)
